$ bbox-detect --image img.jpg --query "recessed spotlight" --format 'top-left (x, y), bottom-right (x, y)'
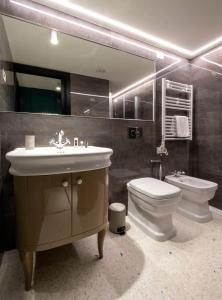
top-left (56, 86), bottom-right (61, 91)
top-left (50, 30), bottom-right (59, 45)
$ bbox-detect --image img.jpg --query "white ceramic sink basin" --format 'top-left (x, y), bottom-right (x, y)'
top-left (6, 146), bottom-right (113, 176)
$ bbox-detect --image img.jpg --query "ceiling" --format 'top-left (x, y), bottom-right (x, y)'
top-left (32, 0), bottom-right (222, 57)
top-left (3, 15), bottom-right (155, 94)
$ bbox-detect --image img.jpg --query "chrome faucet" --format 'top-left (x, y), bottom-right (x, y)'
top-left (49, 130), bottom-right (70, 150)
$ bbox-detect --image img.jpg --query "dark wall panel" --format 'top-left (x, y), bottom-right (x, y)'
top-left (190, 56), bottom-right (222, 209)
top-left (0, 15), bottom-right (15, 111)
top-left (0, 14), bottom-right (15, 251)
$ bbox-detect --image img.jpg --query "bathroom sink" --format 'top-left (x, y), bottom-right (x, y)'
top-left (6, 146), bottom-right (113, 176)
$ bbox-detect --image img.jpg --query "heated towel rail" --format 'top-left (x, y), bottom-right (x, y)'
top-left (162, 78), bottom-right (193, 141)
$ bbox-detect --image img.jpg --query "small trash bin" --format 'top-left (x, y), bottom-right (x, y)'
top-left (109, 202), bottom-right (126, 234)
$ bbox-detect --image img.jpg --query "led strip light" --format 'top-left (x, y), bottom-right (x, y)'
top-left (30, 0), bottom-right (222, 58)
top-left (9, 0), bottom-right (177, 60)
top-left (9, 0), bottom-right (181, 97)
top-left (201, 45), bottom-right (222, 68)
top-left (70, 91), bottom-right (109, 98)
top-left (112, 79), bottom-right (155, 102)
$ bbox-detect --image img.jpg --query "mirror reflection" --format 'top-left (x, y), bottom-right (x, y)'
top-left (1, 14), bottom-right (156, 120)
top-left (16, 73), bottom-right (62, 114)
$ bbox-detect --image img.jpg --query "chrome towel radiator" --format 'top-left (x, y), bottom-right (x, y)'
top-left (162, 78), bottom-right (193, 141)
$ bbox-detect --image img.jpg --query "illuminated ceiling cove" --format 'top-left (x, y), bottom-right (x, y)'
top-left (30, 0), bottom-right (222, 58)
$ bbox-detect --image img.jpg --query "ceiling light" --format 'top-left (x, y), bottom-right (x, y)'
top-left (156, 52), bottom-right (165, 59)
top-left (56, 85), bottom-right (61, 91)
top-left (193, 37), bottom-right (222, 57)
top-left (200, 45), bottom-right (222, 68)
top-left (201, 56), bottom-right (222, 68)
top-left (50, 30), bottom-right (59, 45)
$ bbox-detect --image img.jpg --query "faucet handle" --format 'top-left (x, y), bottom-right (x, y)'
top-left (171, 170), bottom-right (177, 176)
top-left (65, 137), bottom-right (71, 144)
top-left (76, 177), bottom-right (83, 185)
top-left (49, 137), bottom-right (55, 145)
top-left (62, 180), bottom-right (69, 188)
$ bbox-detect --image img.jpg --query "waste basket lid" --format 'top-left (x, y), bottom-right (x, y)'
top-left (109, 202), bottom-right (125, 212)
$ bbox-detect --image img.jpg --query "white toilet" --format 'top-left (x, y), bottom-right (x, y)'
top-left (165, 175), bottom-right (218, 222)
top-left (127, 177), bottom-right (181, 241)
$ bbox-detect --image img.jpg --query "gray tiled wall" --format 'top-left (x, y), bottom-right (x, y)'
top-left (190, 56), bottom-right (222, 209)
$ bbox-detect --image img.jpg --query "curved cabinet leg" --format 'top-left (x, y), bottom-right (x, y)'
top-left (20, 251), bottom-right (36, 291)
top-left (97, 229), bottom-right (106, 259)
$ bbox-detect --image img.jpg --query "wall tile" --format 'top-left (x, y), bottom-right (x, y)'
top-left (190, 60), bottom-right (222, 209)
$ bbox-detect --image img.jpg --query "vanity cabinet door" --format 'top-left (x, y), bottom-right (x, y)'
top-left (71, 168), bottom-right (108, 236)
top-left (14, 174), bottom-right (72, 249)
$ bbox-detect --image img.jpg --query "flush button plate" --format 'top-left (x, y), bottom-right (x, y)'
top-left (128, 127), bottom-right (143, 139)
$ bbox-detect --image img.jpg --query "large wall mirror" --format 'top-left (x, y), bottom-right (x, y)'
top-left (0, 14), bottom-right (157, 120)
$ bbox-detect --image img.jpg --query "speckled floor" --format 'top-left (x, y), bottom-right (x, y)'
top-left (1, 206), bottom-right (222, 300)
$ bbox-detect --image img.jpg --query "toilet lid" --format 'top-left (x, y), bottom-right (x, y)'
top-left (128, 177), bottom-right (181, 200)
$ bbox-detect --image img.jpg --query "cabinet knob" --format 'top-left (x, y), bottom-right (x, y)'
top-left (76, 178), bottom-right (83, 185)
top-left (62, 180), bottom-right (69, 188)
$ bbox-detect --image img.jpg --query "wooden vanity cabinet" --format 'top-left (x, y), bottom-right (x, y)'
top-left (14, 168), bottom-right (108, 290)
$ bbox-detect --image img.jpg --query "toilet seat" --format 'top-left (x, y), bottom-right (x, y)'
top-left (128, 186), bottom-right (180, 207)
top-left (127, 177), bottom-right (181, 201)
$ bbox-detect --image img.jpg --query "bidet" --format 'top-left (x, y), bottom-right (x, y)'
top-left (165, 175), bottom-right (218, 222)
